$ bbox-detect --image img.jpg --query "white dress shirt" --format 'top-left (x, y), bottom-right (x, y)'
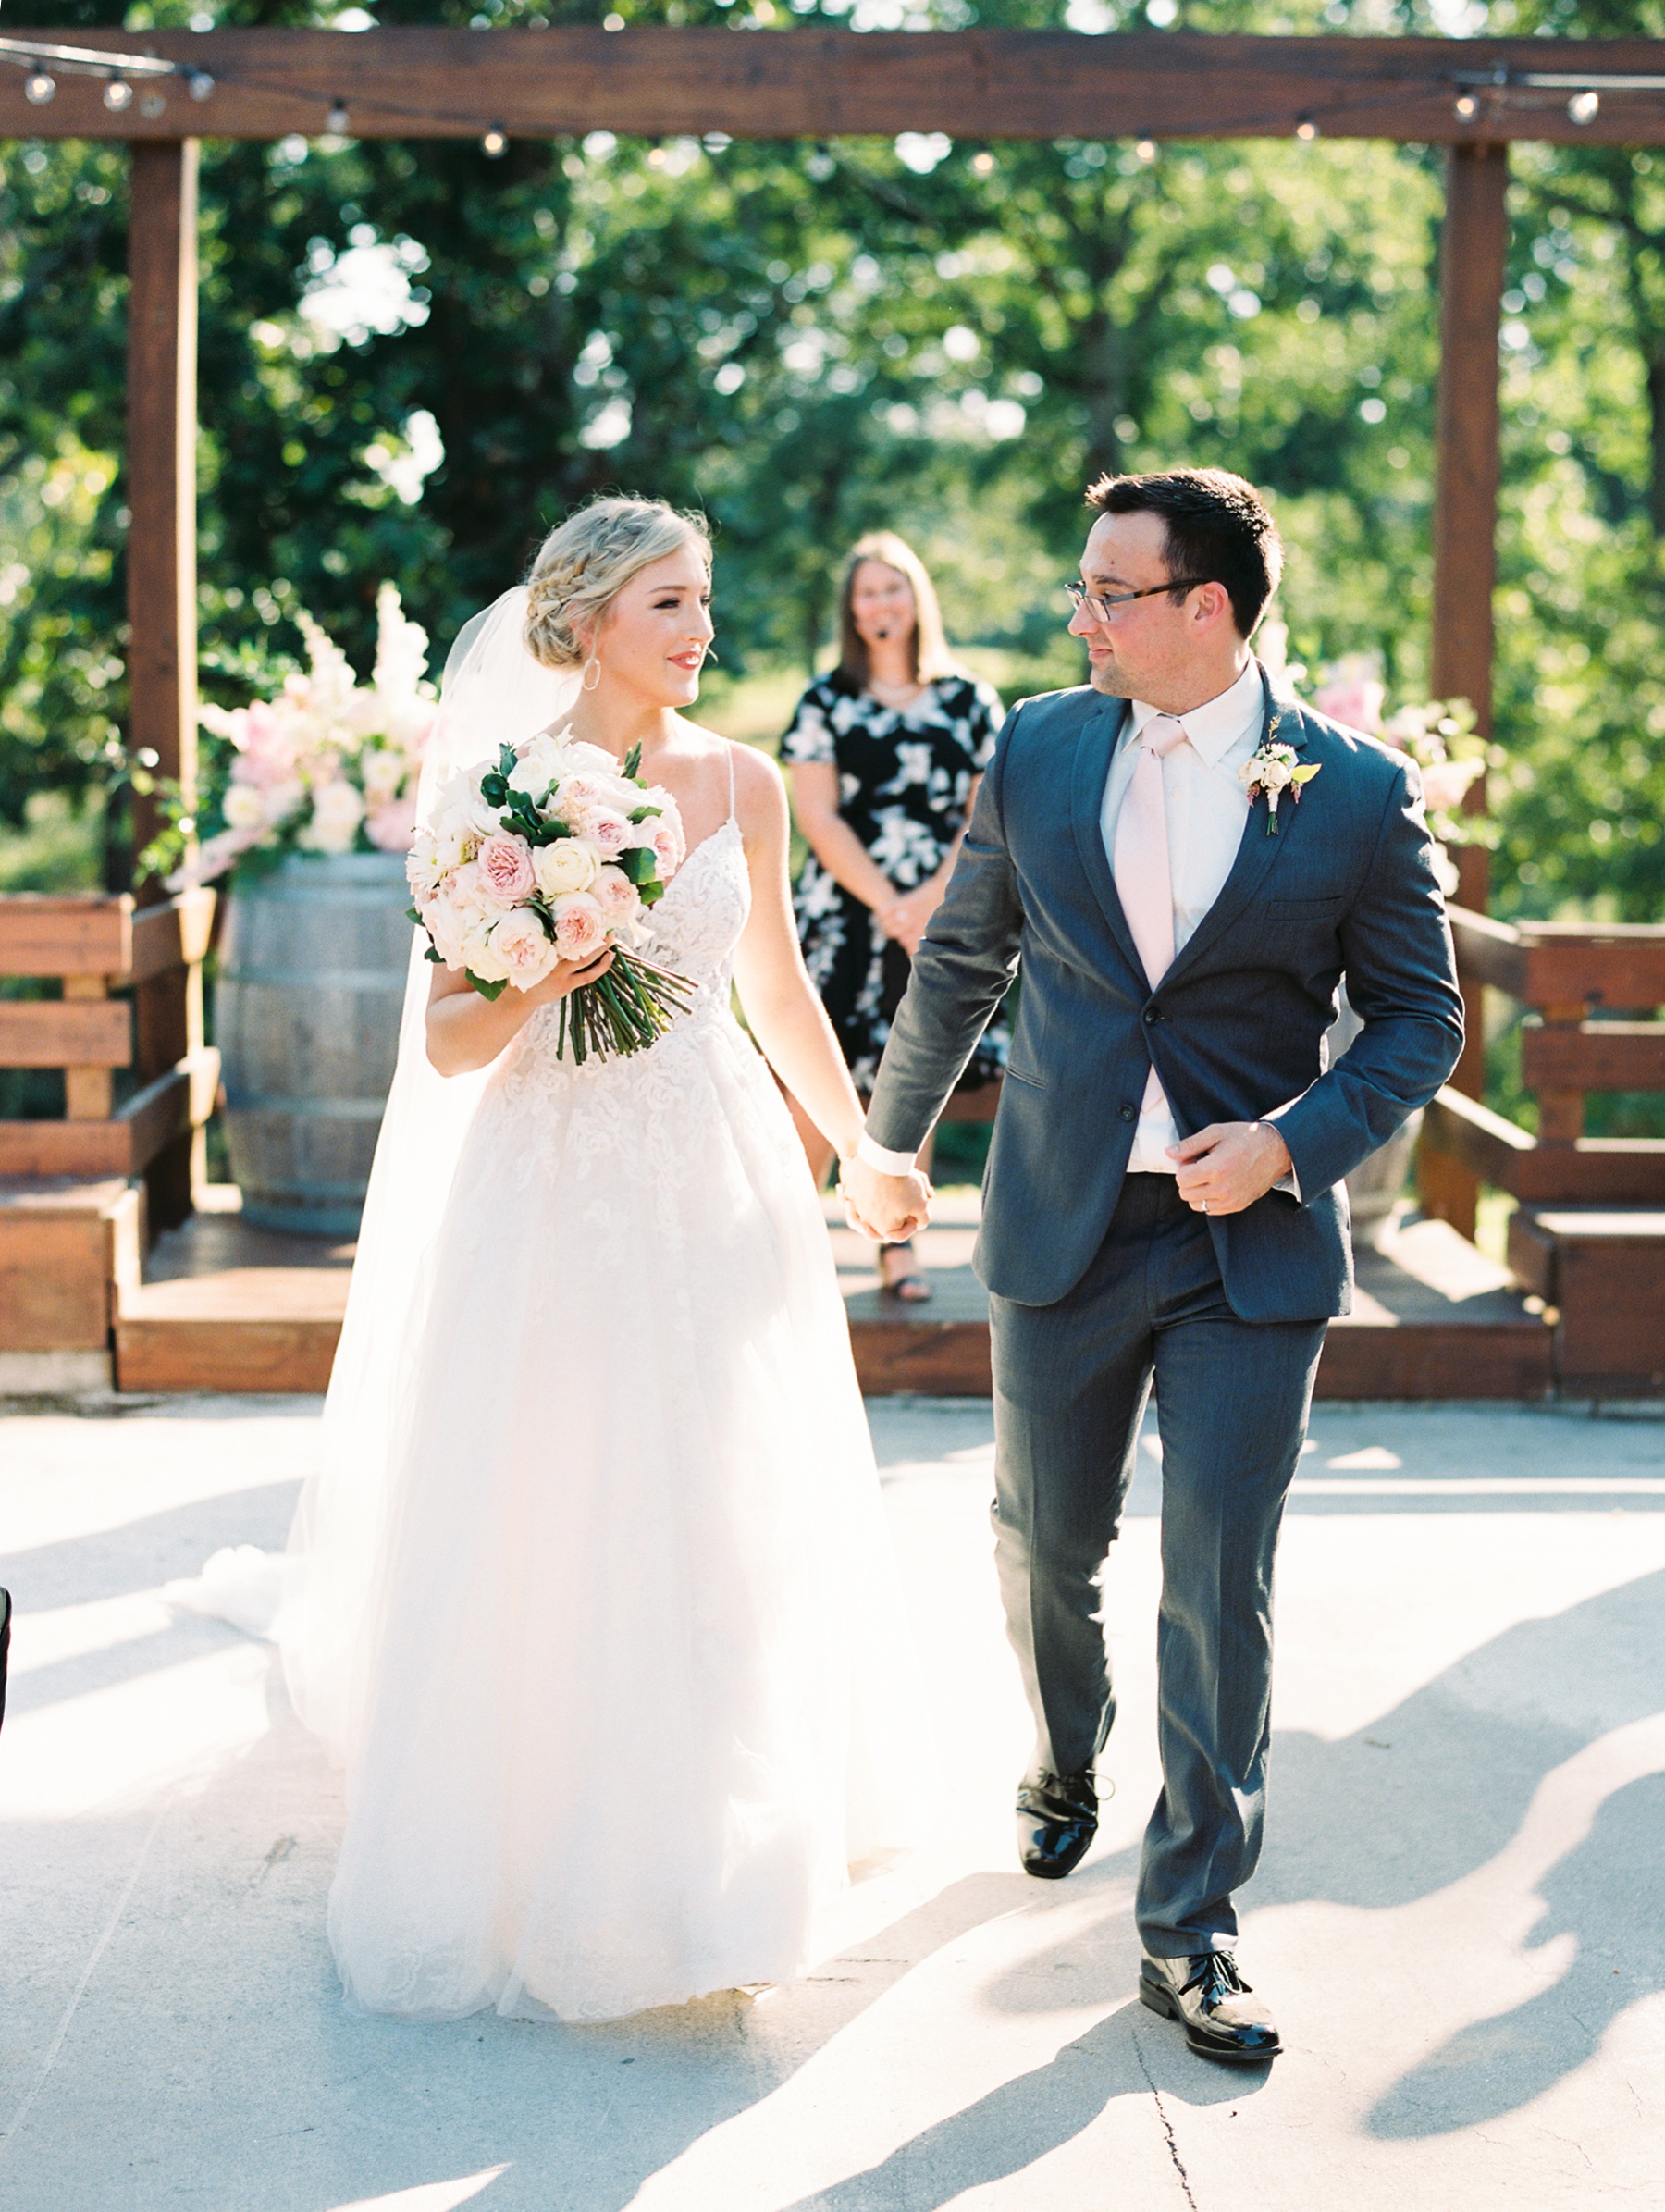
top-left (856, 659), bottom-right (1298, 1189)
top-left (1104, 659), bottom-right (1264, 1173)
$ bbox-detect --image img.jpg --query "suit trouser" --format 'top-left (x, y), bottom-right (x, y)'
top-left (988, 1172), bottom-right (1326, 1959)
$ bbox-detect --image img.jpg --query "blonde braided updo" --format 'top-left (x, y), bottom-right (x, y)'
top-left (524, 496), bottom-right (710, 671)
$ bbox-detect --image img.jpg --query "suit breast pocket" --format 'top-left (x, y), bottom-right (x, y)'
top-left (1265, 894), bottom-right (1346, 917)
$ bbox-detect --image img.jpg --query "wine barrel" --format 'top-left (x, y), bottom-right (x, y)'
top-left (216, 852), bottom-right (413, 1237)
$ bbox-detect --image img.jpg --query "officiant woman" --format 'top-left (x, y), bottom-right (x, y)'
top-left (781, 531), bottom-right (1007, 1300)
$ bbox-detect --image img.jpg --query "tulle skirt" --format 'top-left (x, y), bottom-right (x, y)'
top-left (326, 1007), bottom-right (920, 2022)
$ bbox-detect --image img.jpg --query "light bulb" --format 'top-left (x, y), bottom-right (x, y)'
top-left (1295, 114), bottom-right (1318, 142)
top-left (970, 150), bottom-right (996, 176)
top-left (1135, 137), bottom-right (1156, 163)
top-left (23, 68), bottom-right (56, 104)
top-left (327, 100), bottom-right (350, 133)
top-left (482, 128), bottom-right (508, 157)
top-left (1568, 90), bottom-right (1599, 125)
top-left (1454, 93), bottom-right (1478, 121)
top-left (104, 76), bottom-right (134, 112)
top-left (189, 70), bottom-right (215, 101)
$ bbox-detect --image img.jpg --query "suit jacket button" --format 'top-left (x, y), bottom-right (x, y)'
top-left (1119, 1104), bottom-right (1137, 1122)
top-left (1143, 1007), bottom-right (1161, 1025)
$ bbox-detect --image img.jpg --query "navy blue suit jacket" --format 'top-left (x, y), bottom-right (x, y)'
top-left (865, 667), bottom-right (1465, 1317)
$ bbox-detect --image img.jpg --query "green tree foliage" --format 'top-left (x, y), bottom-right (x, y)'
top-left (1, 0), bottom-right (1663, 931)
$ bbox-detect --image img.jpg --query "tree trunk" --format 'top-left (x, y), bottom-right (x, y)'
top-left (1079, 308), bottom-right (1126, 489)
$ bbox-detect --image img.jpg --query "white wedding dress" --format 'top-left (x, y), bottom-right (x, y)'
top-left (322, 766), bottom-right (919, 2022)
top-left (172, 592), bottom-right (921, 2022)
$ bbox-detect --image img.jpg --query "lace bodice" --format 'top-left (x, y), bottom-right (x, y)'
top-left (506, 816), bottom-right (751, 1086)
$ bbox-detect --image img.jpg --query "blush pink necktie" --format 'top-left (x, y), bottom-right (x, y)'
top-left (1113, 714), bottom-right (1188, 1108)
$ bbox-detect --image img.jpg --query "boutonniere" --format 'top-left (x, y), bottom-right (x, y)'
top-left (1239, 735), bottom-right (1321, 836)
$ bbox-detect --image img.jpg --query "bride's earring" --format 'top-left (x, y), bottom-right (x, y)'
top-left (582, 653), bottom-right (602, 693)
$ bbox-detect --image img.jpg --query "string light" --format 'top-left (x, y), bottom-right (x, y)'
top-left (23, 67), bottom-right (55, 102)
top-left (482, 126), bottom-right (508, 156)
top-left (1453, 93), bottom-right (1478, 120)
top-left (326, 98), bottom-right (350, 132)
top-left (104, 76), bottom-right (133, 111)
top-left (1135, 136), bottom-right (1156, 162)
top-left (189, 69), bottom-right (215, 100)
top-left (1294, 113), bottom-right (1317, 141)
top-left (1568, 89), bottom-right (1599, 124)
top-left (970, 148), bottom-right (995, 175)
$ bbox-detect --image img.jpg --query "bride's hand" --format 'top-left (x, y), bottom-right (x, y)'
top-left (522, 945), bottom-right (615, 1007)
top-left (426, 942), bottom-right (615, 1075)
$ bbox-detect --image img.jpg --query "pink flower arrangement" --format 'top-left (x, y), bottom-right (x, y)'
top-left (406, 733), bottom-right (693, 1063)
top-left (175, 582), bottom-right (437, 888)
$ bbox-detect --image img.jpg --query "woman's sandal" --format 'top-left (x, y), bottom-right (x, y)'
top-left (879, 1240), bottom-right (932, 1304)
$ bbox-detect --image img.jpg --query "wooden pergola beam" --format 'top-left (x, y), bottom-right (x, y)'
top-left (8, 27), bottom-right (1665, 145)
top-left (126, 140), bottom-right (204, 1230)
top-left (1421, 140), bottom-right (1510, 1239)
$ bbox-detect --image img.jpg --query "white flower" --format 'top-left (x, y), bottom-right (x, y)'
top-left (510, 734), bottom-right (564, 802)
top-left (437, 764), bottom-right (504, 843)
top-left (222, 782), bottom-right (267, 833)
top-left (302, 779), bottom-right (365, 854)
top-left (261, 777), bottom-right (306, 827)
top-left (427, 864), bottom-right (500, 970)
top-left (362, 747), bottom-right (406, 808)
top-left (561, 739), bottom-right (625, 778)
top-left (533, 838), bottom-right (601, 897)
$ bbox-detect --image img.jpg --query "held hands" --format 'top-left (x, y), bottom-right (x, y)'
top-left (839, 1154), bottom-right (934, 1243)
top-left (1169, 1120), bottom-right (1291, 1217)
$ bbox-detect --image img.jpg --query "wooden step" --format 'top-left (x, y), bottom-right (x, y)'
top-left (114, 1199), bottom-right (352, 1394)
top-left (1509, 1206), bottom-right (1665, 1391)
top-left (109, 1195), bottom-right (1558, 1401)
top-left (0, 1175), bottom-right (142, 1356)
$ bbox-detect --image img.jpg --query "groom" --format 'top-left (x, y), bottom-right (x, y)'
top-left (843, 468), bottom-right (1462, 2063)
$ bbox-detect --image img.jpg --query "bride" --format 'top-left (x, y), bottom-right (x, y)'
top-left (275, 497), bottom-right (928, 2023)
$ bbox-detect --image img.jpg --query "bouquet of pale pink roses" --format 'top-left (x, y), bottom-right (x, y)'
top-left (406, 732), bottom-right (694, 1063)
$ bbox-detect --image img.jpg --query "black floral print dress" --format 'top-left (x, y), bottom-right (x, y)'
top-left (782, 668), bottom-right (1010, 1093)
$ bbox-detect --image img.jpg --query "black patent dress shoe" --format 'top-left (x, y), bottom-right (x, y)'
top-left (1016, 1767), bottom-right (1099, 1880)
top-left (1139, 1951), bottom-right (1282, 2064)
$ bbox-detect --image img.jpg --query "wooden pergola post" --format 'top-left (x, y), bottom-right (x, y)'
top-left (127, 139), bottom-right (203, 1231)
top-left (1423, 139), bottom-right (1510, 1240)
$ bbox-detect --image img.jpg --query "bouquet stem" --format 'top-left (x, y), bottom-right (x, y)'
top-left (559, 947), bottom-right (696, 1064)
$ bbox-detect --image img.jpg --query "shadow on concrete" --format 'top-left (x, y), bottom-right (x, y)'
top-left (1263, 1568), bottom-right (1665, 1916)
top-left (1, 1480), bottom-right (301, 1613)
top-left (772, 2000), bottom-right (1254, 2212)
top-left (1363, 1770), bottom-right (1665, 2139)
top-left (1258, 1568), bottom-right (1665, 2133)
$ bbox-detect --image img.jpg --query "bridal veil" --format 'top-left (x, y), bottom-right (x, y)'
top-left (278, 589), bottom-right (578, 1759)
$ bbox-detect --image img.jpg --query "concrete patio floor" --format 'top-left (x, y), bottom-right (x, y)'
top-left (1, 1392), bottom-right (1662, 2212)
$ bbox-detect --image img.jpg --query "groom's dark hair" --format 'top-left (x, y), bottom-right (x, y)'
top-left (1084, 468), bottom-right (1283, 640)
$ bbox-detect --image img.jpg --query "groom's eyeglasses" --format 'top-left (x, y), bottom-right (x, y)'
top-left (1066, 577), bottom-right (1213, 622)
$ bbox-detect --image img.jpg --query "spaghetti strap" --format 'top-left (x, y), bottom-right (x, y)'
top-left (724, 741), bottom-right (737, 825)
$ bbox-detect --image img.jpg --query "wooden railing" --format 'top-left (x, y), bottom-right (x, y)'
top-left (0, 890), bottom-right (219, 1224)
top-left (1421, 906), bottom-right (1665, 1225)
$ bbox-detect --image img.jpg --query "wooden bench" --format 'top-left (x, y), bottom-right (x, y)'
top-left (0, 890), bottom-right (218, 1388)
top-left (1421, 907), bottom-right (1665, 1390)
